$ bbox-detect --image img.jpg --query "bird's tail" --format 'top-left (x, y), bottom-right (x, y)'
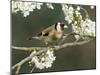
top-left (28, 36), bottom-right (39, 40)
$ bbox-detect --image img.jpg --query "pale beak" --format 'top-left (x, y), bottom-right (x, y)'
top-left (64, 25), bottom-right (68, 28)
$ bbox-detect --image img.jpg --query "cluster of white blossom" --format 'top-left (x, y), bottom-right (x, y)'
top-left (62, 4), bottom-right (95, 39)
top-left (62, 4), bottom-right (74, 24)
top-left (29, 50), bottom-right (56, 69)
top-left (72, 19), bottom-right (95, 39)
top-left (12, 1), bottom-right (54, 17)
top-left (12, 1), bottom-right (43, 17)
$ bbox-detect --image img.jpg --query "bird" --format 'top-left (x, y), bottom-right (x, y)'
top-left (29, 22), bottom-right (67, 45)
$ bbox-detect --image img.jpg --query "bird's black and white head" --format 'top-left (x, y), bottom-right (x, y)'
top-left (55, 22), bottom-right (67, 32)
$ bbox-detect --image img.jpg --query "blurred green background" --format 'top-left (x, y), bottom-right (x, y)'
top-left (11, 3), bottom-right (96, 74)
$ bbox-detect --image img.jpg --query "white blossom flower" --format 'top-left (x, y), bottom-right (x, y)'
top-left (12, 1), bottom-right (55, 17)
top-left (74, 35), bottom-right (80, 40)
top-left (90, 6), bottom-right (95, 9)
top-left (30, 50), bottom-right (56, 69)
top-left (75, 10), bottom-right (81, 17)
top-left (72, 18), bottom-right (95, 39)
top-left (76, 6), bottom-right (81, 11)
top-left (62, 4), bottom-right (74, 24)
top-left (12, 1), bottom-right (43, 17)
top-left (62, 4), bottom-right (95, 38)
top-left (36, 3), bottom-right (43, 9)
top-left (82, 19), bottom-right (95, 37)
top-left (69, 6), bottom-right (74, 12)
top-left (23, 11), bottom-right (29, 17)
top-left (46, 3), bottom-right (54, 10)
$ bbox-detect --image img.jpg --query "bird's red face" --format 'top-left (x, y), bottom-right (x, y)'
top-left (55, 22), bottom-right (67, 32)
top-left (60, 22), bottom-right (65, 30)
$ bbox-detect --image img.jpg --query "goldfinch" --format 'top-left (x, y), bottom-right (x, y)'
top-left (30, 22), bottom-right (67, 45)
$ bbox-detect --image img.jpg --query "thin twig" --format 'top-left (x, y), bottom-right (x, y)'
top-left (54, 39), bottom-right (92, 50)
top-left (30, 66), bottom-right (35, 73)
top-left (16, 65), bottom-right (21, 74)
top-left (12, 46), bottom-right (48, 52)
